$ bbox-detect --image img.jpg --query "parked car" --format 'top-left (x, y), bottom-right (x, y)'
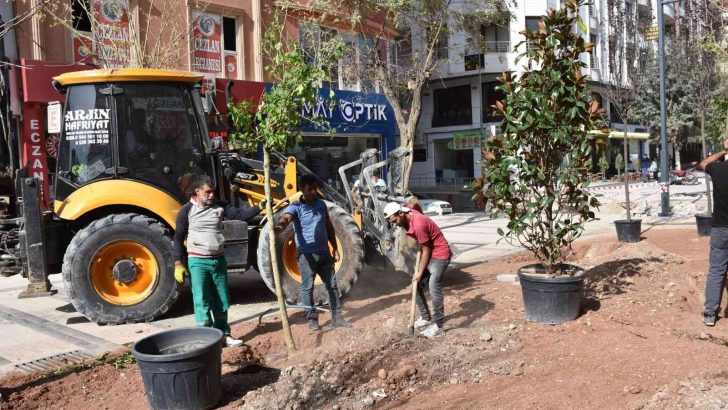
top-left (414, 194), bottom-right (453, 216)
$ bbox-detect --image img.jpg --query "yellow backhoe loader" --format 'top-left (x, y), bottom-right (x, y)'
top-left (0, 68), bottom-right (410, 325)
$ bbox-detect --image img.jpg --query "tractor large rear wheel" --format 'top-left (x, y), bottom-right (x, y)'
top-left (62, 213), bottom-right (180, 324)
top-left (257, 201), bottom-right (363, 304)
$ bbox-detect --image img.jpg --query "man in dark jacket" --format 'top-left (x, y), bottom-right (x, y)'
top-left (174, 175), bottom-right (262, 346)
top-left (698, 139), bottom-right (728, 326)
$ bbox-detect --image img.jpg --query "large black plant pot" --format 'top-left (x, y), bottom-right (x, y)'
top-left (695, 213), bottom-right (712, 237)
top-left (614, 219), bottom-right (641, 243)
top-left (518, 264), bottom-right (585, 324)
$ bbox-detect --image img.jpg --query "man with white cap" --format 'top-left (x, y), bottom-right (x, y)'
top-left (383, 202), bottom-right (451, 338)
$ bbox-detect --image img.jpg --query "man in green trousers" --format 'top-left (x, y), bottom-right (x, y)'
top-left (173, 175), bottom-right (262, 346)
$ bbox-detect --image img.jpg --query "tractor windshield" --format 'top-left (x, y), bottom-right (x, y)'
top-left (55, 82), bottom-right (209, 203)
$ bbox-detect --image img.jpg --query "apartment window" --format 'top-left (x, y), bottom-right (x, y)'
top-left (591, 93), bottom-right (603, 115)
top-left (429, 26), bottom-right (448, 60)
top-left (341, 34), bottom-right (360, 91)
top-left (72, 0), bottom-right (91, 32)
top-left (610, 102), bottom-right (622, 123)
top-left (624, 3), bottom-right (634, 24)
top-left (299, 24), bottom-right (340, 89)
top-left (432, 85), bottom-right (472, 127)
top-left (625, 2), bottom-right (634, 18)
top-left (525, 17), bottom-right (542, 50)
top-left (480, 24), bottom-right (510, 53)
top-left (223, 17), bottom-right (236, 52)
top-left (589, 2), bottom-right (597, 17)
top-left (626, 42), bottom-right (636, 76)
top-left (525, 17), bottom-right (541, 33)
top-left (590, 34), bottom-right (597, 69)
top-left (608, 34), bottom-right (616, 68)
top-left (482, 82), bottom-right (505, 123)
top-left (222, 17), bottom-right (238, 79)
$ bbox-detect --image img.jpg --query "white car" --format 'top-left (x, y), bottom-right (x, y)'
top-left (416, 195), bottom-right (453, 216)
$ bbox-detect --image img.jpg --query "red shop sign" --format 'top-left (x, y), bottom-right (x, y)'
top-left (92, 0), bottom-right (131, 67)
top-left (22, 103), bottom-right (50, 207)
top-left (192, 12), bottom-right (222, 74)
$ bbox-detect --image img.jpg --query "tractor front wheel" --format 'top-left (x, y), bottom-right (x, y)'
top-left (62, 213), bottom-right (180, 324)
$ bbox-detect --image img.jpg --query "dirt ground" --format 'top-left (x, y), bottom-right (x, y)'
top-left (3, 226), bottom-right (728, 410)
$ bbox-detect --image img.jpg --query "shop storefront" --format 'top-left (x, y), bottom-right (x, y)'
top-left (216, 79), bottom-right (396, 192)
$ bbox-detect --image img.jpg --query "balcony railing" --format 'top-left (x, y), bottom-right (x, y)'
top-left (483, 41), bottom-right (511, 53)
top-left (463, 41), bottom-right (511, 71)
top-left (409, 177), bottom-right (476, 188)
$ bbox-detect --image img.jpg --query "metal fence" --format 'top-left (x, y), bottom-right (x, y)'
top-left (408, 177), bottom-right (476, 189)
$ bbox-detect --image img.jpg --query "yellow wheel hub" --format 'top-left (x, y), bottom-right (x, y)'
top-left (282, 232), bottom-right (343, 284)
top-left (90, 241), bottom-right (158, 305)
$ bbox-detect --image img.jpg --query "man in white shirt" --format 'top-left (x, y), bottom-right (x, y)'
top-left (352, 173), bottom-right (386, 193)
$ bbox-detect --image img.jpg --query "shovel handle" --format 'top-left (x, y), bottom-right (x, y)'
top-left (408, 280), bottom-right (417, 333)
top-left (408, 250), bottom-right (422, 334)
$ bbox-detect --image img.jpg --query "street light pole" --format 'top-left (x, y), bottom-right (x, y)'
top-left (658, 0), bottom-right (678, 216)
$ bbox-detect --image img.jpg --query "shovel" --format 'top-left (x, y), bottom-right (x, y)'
top-left (408, 250), bottom-right (422, 335)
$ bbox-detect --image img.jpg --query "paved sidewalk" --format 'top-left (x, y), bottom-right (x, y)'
top-left (0, 210), bottom-right (699, 374)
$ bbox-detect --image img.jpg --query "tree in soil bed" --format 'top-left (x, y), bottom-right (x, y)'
top-left (227, 12), bottom-right (342, 352)
top-left (481, 0), bottom-right (602, 275)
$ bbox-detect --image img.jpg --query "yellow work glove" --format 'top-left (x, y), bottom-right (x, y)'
top-left (174, 265), bottom-right (187, 284)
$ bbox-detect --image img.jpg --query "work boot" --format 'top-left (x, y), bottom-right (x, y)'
top-left (309, 318), bottom-right (321, 331)
top-left (414, 317), bottom-right (432, 329)
top-left (331, 313), bottom-right (352, 328)
top-left (420, 323), bottom-right (443, 339)
top-left (225, 336), bottom-right (244, 347)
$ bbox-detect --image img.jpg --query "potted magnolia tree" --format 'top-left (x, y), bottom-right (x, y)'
top-left (482, 0), bottom-right (601, 324)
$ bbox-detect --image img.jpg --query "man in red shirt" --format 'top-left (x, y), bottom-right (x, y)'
top-left (384, 202), bottom-right (452, 338)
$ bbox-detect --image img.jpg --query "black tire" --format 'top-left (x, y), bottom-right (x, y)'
top-left (62, 213), bottom-right (180, 325)
top-left (257, 201), bottom-right (363, 304)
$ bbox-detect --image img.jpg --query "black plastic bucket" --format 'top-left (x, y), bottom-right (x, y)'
top-left (696, 213), bottom-right (712, 237)
top-left (518, 264), bottom-right (585, 324)
top-left (132, 327), bottom-right (223, 410)
top-left (614, 219), bottom-right (642, 243)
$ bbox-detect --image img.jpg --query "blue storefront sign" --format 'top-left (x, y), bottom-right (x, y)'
top-left (263, 84), bottom-right (397, 157)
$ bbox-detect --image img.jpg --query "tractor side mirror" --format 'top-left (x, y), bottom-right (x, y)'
top-left (192, 148), bottom-right (203, 164)
top-left (209, 137), bottom-right (223, 153)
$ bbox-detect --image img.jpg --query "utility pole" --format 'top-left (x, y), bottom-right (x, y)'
top-left (658, 0), bottom-right (678, 216)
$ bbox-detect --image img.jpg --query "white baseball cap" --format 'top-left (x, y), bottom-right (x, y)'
top-left (383, 202), bottom-right (410, 218)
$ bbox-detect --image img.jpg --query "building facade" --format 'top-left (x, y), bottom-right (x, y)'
top-left (5, 0), bottom-right (397, 202)
top-left (410, 0), bottom-right (696, 192)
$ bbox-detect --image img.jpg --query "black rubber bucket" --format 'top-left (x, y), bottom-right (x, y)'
top-left (614, 219), bottom-right (642, 243)
top-left (518, 264), bottom-right (585, 324)
top-left (132, 327), bottom-right (223, 410)
top-left (696, 213), bottom-right (712, 237)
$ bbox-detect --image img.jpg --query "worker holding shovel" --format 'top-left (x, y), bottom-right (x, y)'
top-left (384, 202), bottom-right (452, 338)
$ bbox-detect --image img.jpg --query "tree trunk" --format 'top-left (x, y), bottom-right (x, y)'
top-left (263, 148), bottom-right (296, 352)
top-left (400, 127), bottom-right (416, 189)
top-left (622, 132), bottom-right (631, 222)
top-left (674, 148), bottom-right (682, 171)
top-left (701, 112), bottom-right (712, 214)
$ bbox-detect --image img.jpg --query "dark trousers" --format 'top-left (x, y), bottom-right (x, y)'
top-left (705, 227), bottom-right (728, 316)
top-left (297, 252), bottom-right (341, 320)
top-left (416, 258), bottom-right (450, 327)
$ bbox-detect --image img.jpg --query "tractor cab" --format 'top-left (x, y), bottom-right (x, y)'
top-left (53, 69), bottom-right (212, 205)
